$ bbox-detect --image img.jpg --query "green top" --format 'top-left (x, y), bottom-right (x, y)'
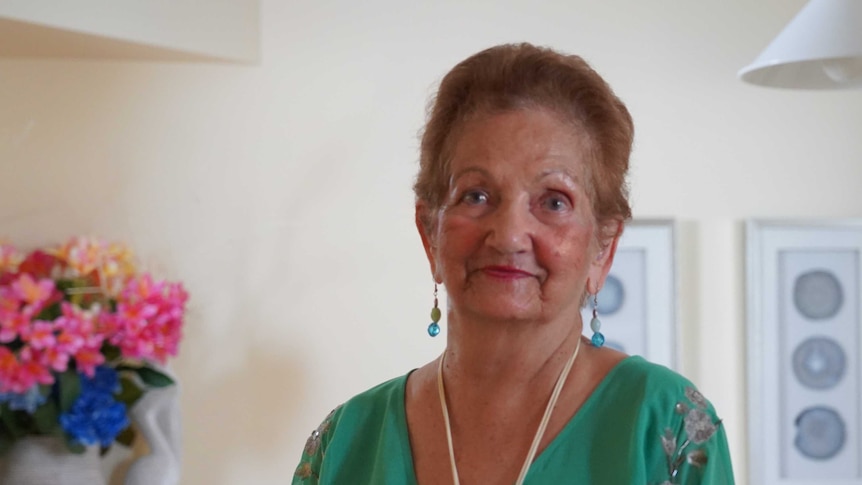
top-left (293, 356), bottom-right (734, 484)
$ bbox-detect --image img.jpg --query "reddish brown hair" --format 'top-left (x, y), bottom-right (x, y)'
top-left (415, 43), bottom-right (633, 228)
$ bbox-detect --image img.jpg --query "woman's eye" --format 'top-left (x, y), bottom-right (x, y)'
top-left (461, 190), bottom-right (489, 205)
top-left (541, 193), bottom-right (571, 212)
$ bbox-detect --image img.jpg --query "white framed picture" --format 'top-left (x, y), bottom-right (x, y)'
top-left (747, 220), bottom-right (862, 485)
top-left (581, 219), bottom-right (676, 369)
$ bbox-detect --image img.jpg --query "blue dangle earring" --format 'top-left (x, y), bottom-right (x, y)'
top-left (428, 284), bottom-right (441, 337)
top-left (590, 292), bottom-right (605, 347)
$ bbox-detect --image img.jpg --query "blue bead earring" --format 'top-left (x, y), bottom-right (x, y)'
top-left (428, 284), bottom-right (441, 337)
top-left (590, 292), bottom-right (605, 347)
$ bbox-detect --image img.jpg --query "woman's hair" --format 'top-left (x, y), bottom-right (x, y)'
top-left (415, 42), bottom-right (633, 228)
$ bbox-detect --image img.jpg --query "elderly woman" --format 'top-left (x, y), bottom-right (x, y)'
top-left (294, 43), bottom-right (733, 484)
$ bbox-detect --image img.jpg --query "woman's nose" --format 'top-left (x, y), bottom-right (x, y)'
top-left (483, 199), bottom-right (532, 253)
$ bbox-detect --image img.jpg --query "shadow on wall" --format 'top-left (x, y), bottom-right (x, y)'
top-left (179, 341), bottom-right (307, 484)
top-left (177, 300), bottom-right (306, 485)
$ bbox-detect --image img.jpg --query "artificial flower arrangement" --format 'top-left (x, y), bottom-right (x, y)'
top-left (0, 237), bottom-right (187, 455)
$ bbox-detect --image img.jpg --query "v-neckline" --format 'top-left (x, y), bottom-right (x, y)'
top-left (396, 355), bottom-right (644, 484)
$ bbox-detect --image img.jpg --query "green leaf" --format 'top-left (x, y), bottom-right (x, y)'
top-left (35, 301), bottom-right (62, 321)
top-left (6, 339), bottom-right (24, 352)
top-left (0, 405), bottom-right (26, 438)
top-left (32, 401), bottom-right (59, 434)
top-left (116, 377), bottom-right (144, 407)
top-left (136, 366), bottom-right (175, 388)
top-left (115, 426), bottom-right (136, 447)
top-left (54, 278), bottom-right (76, 293)
top-left (58, 369), bottom-right (82, 413)
top-left (116, 363), bottom-right (142, 373)
top-left (38, 384), bottom-right (52, 397)
top-left (101, 343), bottom-right (121, 363)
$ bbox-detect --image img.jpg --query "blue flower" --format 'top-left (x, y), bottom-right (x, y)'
top-left (0, 385), bottom-right (47, 414)
top-left (81, 366), bottom-right (121, 396)
top-left (59, 388), bottom-right (129, 447)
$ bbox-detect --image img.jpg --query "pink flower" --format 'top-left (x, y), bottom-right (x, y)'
top-left (111, 278), bottom-right (186, 363)
top-left (116, 301), bottom-right (158, 334)
top-left (2, 347), bottom-right (54, 393)
top-left (0, 308), bottom-right (33, 343)
top-left (11, 274), bottom-right (55, 311)
top-left (54, 303), bottom-right (95, 355)
top-left (0, 347), bottom-right (19, 391)
top-left (0, 287), bottom-right (17, 314)
top-left (27, 321), bottom-right (57, 350)
top-left (39, 346), bottom-right (71, 372)
top-left (73, 345), bottom-right (105, 378)
top-left (95, 312), bottom-right (119, 336)
top-left (2, 239), bottom-right (187, 393)
top-left (122, 274), bottom-right (163, 303)
top-left (55, 303), bottom-right (96, 335)
top-left (55, 330), bottom-right (85, 355)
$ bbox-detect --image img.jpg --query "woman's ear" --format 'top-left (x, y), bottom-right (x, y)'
top-left (415, 202), bottom-right (440, 282)
top-left (587, 219), bottom-right (623, 294)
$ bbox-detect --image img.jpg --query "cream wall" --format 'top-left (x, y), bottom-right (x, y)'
top-left (0, 0), bottom-right (258, 62)
top-left (2, 0), bottom-right (861, 483)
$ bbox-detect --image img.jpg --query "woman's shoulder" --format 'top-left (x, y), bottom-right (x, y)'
top-left (345, 372), bottom-right (408, 405)
top-left (316, 371), bottom-right (411, 434)
top-left (594, 355), bottom-right (728, 433)
top-left (606, 356), bottom-right (708, 406)
top-left (293, 373), bottom-right (412, 483)
top-left (593, 356), bottom-right (735, 483)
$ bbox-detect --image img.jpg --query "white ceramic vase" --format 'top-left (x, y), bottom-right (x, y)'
top-left (0, 436), bottom-right (105, 485)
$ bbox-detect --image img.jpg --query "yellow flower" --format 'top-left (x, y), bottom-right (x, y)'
top-left (100, 243), bottom-right (137, 296)
top-left (50, 238), bottom-right (137, 295)
top-left (0, 242), bottom-right (24, 273)
top-left (51, 237), bottom-right (105, 276)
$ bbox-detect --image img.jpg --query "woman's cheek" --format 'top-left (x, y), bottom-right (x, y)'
top-left (548, 228), bottom-right (591, 268)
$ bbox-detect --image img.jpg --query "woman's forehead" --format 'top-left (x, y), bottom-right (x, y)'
top-left (446, 109), bottom-right (591, 178)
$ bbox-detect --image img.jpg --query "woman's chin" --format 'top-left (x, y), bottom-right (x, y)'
top-left (459, 302), bottom-right (542, 325)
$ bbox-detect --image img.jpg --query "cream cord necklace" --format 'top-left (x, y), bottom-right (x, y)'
top-left (436, 337), bottom-right (582, 485)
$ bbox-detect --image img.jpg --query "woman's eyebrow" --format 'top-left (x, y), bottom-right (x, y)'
top-left (450, 166), bottom-right (490, 182)
top-left (537, 167), bottom-right (581, 186)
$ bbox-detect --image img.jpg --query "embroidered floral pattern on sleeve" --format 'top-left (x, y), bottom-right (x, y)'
top-left (659, 387), bottom-right (723, 485)
top-left (294, 408), bottom-right (338, 482)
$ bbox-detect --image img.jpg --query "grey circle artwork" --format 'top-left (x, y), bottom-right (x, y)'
top-left (597, 274), bottom-right (625, 315)
top-left (793, 270), bottom-right (844, 320)
top-left (792, 337), bottom-right (847, 390)
top-left (794, 406), bottom-right (846, 460)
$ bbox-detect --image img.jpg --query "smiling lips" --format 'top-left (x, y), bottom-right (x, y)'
top-left (480, 265), bottom-right (535, 280)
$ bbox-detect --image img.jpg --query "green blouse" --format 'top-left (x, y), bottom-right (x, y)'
top-left (293, 356), bottom-right (734, 484)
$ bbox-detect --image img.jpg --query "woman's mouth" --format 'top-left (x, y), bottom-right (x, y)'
top-left (480, 265), bottom-right (534, 279)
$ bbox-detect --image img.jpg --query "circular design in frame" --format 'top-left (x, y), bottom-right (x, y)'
top-left (794, 406), bottom-right (846, 460)
top-left (793, 270), bottom-right (844, 320)
top-left (597, 274), bottom-right (625, 315)
top-left (792, 337), bottom-right (847, 390)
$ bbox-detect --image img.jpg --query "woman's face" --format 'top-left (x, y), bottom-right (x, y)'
top-left (418, 108), bottom-right (619, 326)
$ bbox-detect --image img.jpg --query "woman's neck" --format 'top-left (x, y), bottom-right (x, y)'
top-left (440, 309), bottom-right (586, 393)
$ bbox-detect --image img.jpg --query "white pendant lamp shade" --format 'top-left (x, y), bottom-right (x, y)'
top-left (739, 0), bottom-right (862, 89)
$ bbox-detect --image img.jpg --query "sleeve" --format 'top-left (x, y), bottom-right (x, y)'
top-left (292, 407), bottom-right (340, 485)
top-left (657, 387), bottom-right (735, 485)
